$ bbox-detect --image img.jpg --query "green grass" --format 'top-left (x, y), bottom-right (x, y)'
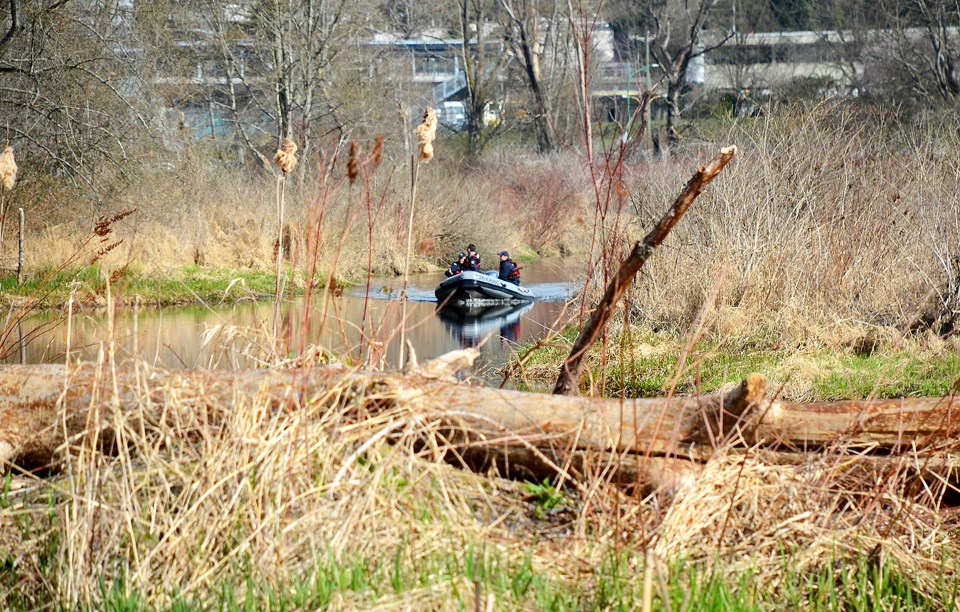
top-left (604, 347), bottom-right (960, 400)
top-left (813, 352), bottom-right (960, 400)
top-left (0, 264), bottom-right (315, 309)
top-left (62, 546), bottom-right (948, 611)
top-left (516, 328), bottom-right (960, 401)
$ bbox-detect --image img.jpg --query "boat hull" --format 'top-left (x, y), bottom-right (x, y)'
top-left (435, 271), bottom-right (534, 305)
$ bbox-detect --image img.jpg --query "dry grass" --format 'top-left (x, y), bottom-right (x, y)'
top-left (4, 100), bottom-right (960, 608)
top-left (650, 450), bottom-right (956, 597)
top-left (8, 148), bottom-right (557, 283)
top-left (1, 350), bottom-right (959, 608)
top-left (6, 103), bottom-right (960, 352)
top-left (614, 105), bottom-right (960, 346)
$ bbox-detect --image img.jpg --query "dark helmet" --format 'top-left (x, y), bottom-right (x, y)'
top-left (467, 244), bottom-right (476, 252)
top-left (499, 250), bottom-right (509, 257)
top-left (458, 251), bottom-right (466, 259)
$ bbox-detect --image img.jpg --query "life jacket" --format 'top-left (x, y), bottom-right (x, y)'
top-left (505, 258), bottom-right (520, 283)
top-left (445, 261), bottom-right (463, 277)
top-left (466, 252), bottom-right (480, 271)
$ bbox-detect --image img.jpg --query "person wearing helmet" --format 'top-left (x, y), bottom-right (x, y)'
top-left (445, 251), bottom-right (468, 277)
top-left (498, 250), bottom-right (520, 285)
top-left (464, 243), bottom-right (481, 271)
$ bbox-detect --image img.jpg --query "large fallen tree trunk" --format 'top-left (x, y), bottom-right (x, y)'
top-left (2, 356), bottom-right (958, 487)
top-left (0, 356), bottom-right (762, 469)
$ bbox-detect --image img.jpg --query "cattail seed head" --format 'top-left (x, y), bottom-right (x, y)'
top-left (371, 135), bottom-right (385, 169)
top-left (274, 137), bottom-right (299, 174)
top-left (0, 146), bottom-right (17, 191)
top-left (347, 141), bottom-right (360, 185)
top-left (415, 108), bottom-right (437, 162)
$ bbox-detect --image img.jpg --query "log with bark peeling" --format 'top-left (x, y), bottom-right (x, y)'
top-left (0, 354), bottom-right (957, 487)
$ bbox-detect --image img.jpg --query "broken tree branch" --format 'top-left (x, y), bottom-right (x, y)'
top-left (553, 145), bottom-right (737, 396)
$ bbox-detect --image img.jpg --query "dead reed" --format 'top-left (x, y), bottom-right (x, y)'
top-left (0, 145), bottom-right (17, 250)
top-left (0, 146), bottom-right (16, 191)
top-left (272, 137), bottom-right (299, 353)
top-left (400, 108), bottom-right (438, 366)
top-left (415, 107), bottom-right (437, 162)
top-left (273, 137), bottom-right (298, 175)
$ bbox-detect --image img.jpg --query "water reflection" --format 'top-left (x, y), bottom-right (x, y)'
top-left (4, 261), bottom-right (576, 384)
top-left (436, 302), bottom-right (534, 348)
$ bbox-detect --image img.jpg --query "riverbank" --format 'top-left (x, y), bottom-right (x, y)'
top-left (0, 264), bottom-right (280, 310)
top-left (509, 325), bottom-right (960, 401)
top-left (0, 256), bottom-right (537, 312)
top-left (3, 106), bottom-right (960, 609)
top-left (4, 107), bottom-right (958, 355)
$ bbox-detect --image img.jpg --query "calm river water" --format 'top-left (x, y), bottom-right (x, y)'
top-left (7, 261), bottom-right (578, 383)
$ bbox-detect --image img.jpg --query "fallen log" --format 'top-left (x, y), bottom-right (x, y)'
top-left (0, 359), bottom-right (764, 471)
top-left (1, 357), bottom-right (958, 488)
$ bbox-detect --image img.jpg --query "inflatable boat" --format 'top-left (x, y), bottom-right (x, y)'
top-left (434, 271), bottom-right (534, 305)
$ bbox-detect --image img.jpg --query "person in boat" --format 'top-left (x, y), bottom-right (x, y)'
top-left (445, 252), bottom-right (468, 277)
top-left (464, 244), bottom-right (481, 271)
top-left (498, 250), bottom-right (521, 285)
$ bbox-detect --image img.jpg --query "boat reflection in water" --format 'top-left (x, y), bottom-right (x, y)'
top-left (435, 302), bottom-right (535, 348)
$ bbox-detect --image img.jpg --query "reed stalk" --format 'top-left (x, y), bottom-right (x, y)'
top-left (0, 145), bottom-right (18, 253)
top-left (399, 108), bottom-right (436, 367)
top-left (399, 154), bottom-right (420, 368)
top-left (273, 172), bottom-right (286, 350)
top-left (272, 138), bottom-right (298, 356)
top-left (360, 136), bottom-right (386, 363)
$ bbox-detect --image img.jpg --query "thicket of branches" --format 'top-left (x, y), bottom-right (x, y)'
top-left (3, 0), bottom-right (960, 183)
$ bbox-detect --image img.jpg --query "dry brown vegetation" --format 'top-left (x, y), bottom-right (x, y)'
top-left (1, 148), bottom-right (591, 282)
top-left (1, 353), bottom-right (958, 608)
top-left (617, 106), bottom-right (960, 345)
top-left (2, 103), bottom-right (960, 608)
top-left (7, 104), bottom-right (958, 351)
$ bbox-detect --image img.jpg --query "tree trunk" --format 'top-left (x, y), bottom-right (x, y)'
top-left (0, 359), bottom-right (763, 471)
top-left (2, 358), bottom-right (959, 491)
top-left (665, 80), bottom-right (683, 147)
top-left (520, 43), bottom-right (553, 154)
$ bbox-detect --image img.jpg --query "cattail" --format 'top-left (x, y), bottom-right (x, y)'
top-left (347, 141), bottom-right (360, 185)
top-left (273, 137), bottom-right (299, 174)
top-left (0, 146), bottom-right (17, 191)
top-left (415, 107), bottom-right (437, 162)
top-left (371, 135), bottom-right (385, 169)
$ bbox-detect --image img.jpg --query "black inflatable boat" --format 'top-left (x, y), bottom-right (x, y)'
top-left (435, 271), bottom-right (534, 305)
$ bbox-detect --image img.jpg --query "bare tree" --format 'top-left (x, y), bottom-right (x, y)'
top-left (810, 0), bottom-right (960, 105)
top-left (457, 0), bottom-right (509, 157)
top-left (254, 0), bottom-right (355, 152)
top-left (498, 0), bottom-right (566, 152)
top-left (0, 0), bottom-right (154, 185)
top-left (604, 0), bottom-right (731, 149)
top-left (149, 0), bottom-right (377, 165)
top-left (885, 0), bottom-right (960, 101)
top-left (377, 0), bottom-right (439, 37)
